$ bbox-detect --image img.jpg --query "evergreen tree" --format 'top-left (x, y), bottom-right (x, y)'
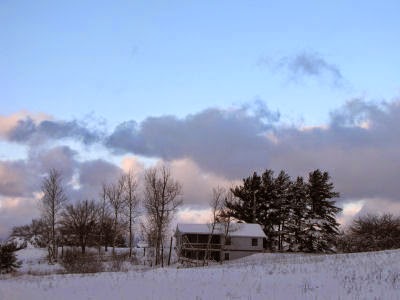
top-left (227, 170), bottom-right (282, 250)
top-left (286, 176), bottom-right (308, 251)
top-left (304, 170), bottom-right (341, 252)
top-left (225, 168), bottom-right (341, 253)
top-left (258, 169), bottom-right (277, 250)
top-left (271, 171), bottom-right (292, 251)
top-left (0, 243), bottom-right (21, 274)
top-left (227, 172), bottom-right (262, 224)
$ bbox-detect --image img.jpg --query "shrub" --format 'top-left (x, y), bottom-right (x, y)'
top-left (60, 249), bottom-right (103, 274)
top-left (338, 214), bottom-right (400, 253)
top-left (0, 243), bottom-right (21, 274)
top-left (109, 252), bottom-right (129, 272)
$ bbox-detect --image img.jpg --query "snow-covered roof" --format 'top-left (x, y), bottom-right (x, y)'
top-left (176, 223), bottom-right (266, 238)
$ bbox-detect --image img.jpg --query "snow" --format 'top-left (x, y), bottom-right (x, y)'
top-left (16, 247), bottom-right (64, 275)
top-left (1, 248), bottom-right (400, 299)
top-left (176, 223), bottom-right (267, 238)
top-left (6, 234), bottom-right (44, 248)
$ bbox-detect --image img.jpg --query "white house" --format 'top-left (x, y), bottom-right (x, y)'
top-left (175, 223), bottom-right (266, 262)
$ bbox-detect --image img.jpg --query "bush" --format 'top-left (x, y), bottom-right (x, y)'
top-left (60, 249), bottom-right (103, 274)
top-left (109, 252), bottom-right (130, 272)
top-left (338, 214), bottom-right (400, 253)
top-left (0, 243), bottom-right (21, 274)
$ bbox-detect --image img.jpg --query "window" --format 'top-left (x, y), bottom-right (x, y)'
top-left (225, 237), bottom-right (231, 245)
top-left (224, 252), bottom-right (230, 261)
top-left (252, 238), bottom-right (258, 246)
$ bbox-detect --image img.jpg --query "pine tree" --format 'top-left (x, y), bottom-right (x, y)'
top-left (226, 168), bottom-right (341, 253)
top-left (258, 169), bottom-right (277, 250)
top-left (0, 243), bottom-right (21, 274)
top-left (227, 169), bottom-right (284, 251)
top-left (227, 172), bottom-right (262, 225)
top-left (304, 170), bottom-right (341, 252)
top-left (286, 176), bottom-right (308, 251)
top-left (271, 171), bottom-right (292, 251)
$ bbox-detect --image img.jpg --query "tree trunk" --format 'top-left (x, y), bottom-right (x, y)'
top-left (113, 211), bottom-right (117, 254)
top-left (168, 236), bottom-right (173, 266)
top-left (161, 241), bottom-right (164, 267)
top-left (129, 208), bottom-right (132, 258)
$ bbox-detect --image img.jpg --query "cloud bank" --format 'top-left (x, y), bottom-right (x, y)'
top-left (1, 98), bottom-right (400, 236)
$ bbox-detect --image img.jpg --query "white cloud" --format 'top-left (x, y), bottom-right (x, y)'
top-left (177, 207), bottom-right (212, 224)
top-left (169, 158), bottom-right (238, 206)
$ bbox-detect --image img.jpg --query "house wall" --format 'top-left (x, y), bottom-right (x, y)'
top-left (175, 232), bottom-right (223, 262)
top-left (224, 236), bottom-right (264, 251)
top-left (175, 231), bottom-right (265, 262)
top-left (222, 236), bottom-right (264, 261)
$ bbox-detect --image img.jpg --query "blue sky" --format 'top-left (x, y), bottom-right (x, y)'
top-left (2, 1), bottom-right (399, 126)
top-left (1, 1), bottom-right (400, 237)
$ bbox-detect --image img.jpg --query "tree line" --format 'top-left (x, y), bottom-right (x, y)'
top-left (11, 166), bottom-right (182, 266)
top-left (222, 169), bottom-right (342, 253)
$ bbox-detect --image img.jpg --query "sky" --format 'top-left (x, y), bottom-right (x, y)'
top-left (1, 1), bottom-right (400, 238)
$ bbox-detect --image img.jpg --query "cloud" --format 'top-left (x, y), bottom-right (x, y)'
top-left (106, 102), bottom-right (279, 179)
top-left (120, 156), bottom-right (145, 176)
top-left (262, 100), bottom-right (400, 201)
top-left (32, 146), bottom-right (78, 180)
top-left (357, 198), bottom-right (400, 216)
top-left (0, 112), bottom-right (103, 146)
top-left (0, 160), bottom-right (35, 197)
top-left (0, 146), bottom-right (78, 198)
top-left (0, 111), bottom-right (51, 140)
top-left (73, 159), bottom-right (123, 201)
top-left (2, 98), bottom-right (400, 236)
top-left (168, 158), bottom-right (238, 206)
top-left (176, 207), bottom-right (212, 224)
top-left (104, 98), bottom-right (400, 209)
top-left (260, 51), bottom-right (345, 87)
top-left (9, 118), bottom-right (102, 145)
top-left (0, 145), bottom-right (125, 237)
top-left (0, 195), bottom-right (41, 237)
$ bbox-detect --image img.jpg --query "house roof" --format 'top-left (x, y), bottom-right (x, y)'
top-left (176, 223), bottom-right (266, 238)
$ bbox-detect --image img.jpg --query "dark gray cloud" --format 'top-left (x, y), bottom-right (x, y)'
top-left (0, 160), bottom-right (36, 197)
top-left (260, 51), bottom-right (345, 87)
top-left (0, 146), bottom-right (78, 198)
top-left (8, 118), bottom-right (102, 145)
top-left (105, 98), bottom-right (400, 205)
top-left (71, 159), bottom-right (123, 201)
top-left (106, 102), bottom-right (280, 177)
top-left (31, 146), bottom-right (78, 181)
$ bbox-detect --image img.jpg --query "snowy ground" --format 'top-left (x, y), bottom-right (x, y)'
top-left (1, 248), bottom-right (400, 299)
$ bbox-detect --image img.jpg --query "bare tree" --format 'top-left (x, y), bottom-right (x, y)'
top-left (204, 186), bottom-right (226, 265)
top-left (60, 200), bottom-right (99, 254)
top-left (143, 165), bottom-right (182, 266)
top-left (218, 189), bottom-right (235, 241)
top-left (98, 183), bottom-right (111, 252)
top-left (40, 168), bottom-right (67, 263)
top-left (105, 178), bottom-right (125, 254)
top-left (122, 170), bottom-right (139, 258)
top-left (338, 213), bottom-right (400, 253)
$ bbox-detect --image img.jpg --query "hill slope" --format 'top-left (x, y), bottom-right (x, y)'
top-left (1, 249), bottom-right (400, 299)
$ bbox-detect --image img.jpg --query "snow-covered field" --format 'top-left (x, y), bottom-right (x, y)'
top-left (1, 248), bottom-right (400, 299)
